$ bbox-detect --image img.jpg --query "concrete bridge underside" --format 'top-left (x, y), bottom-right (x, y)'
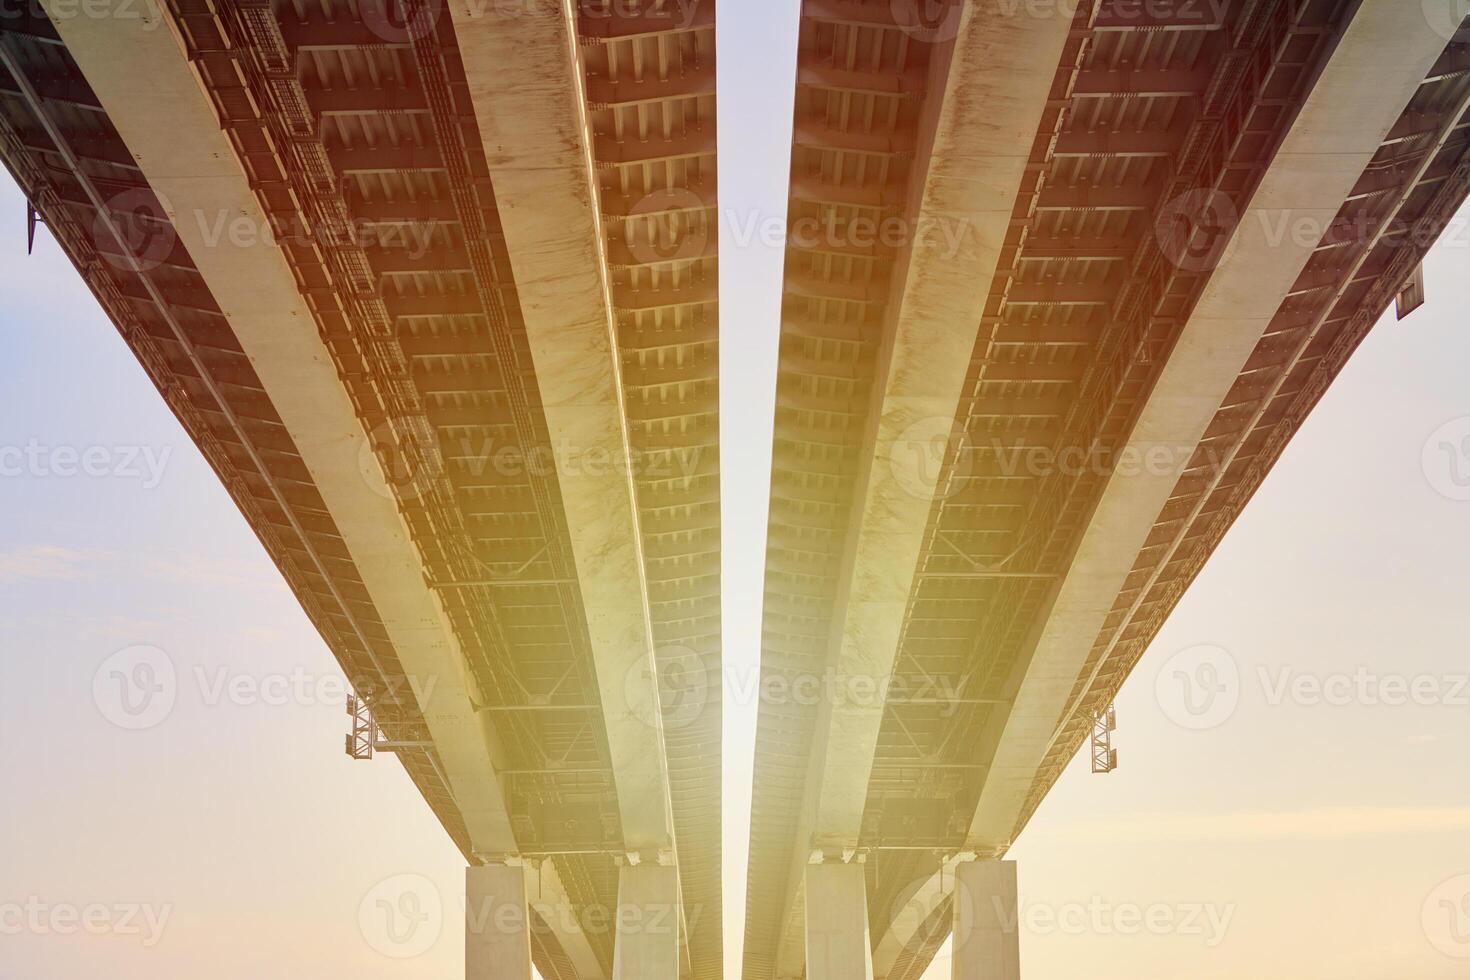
top-left (0, 2), bottom-right (720, 978)
top-left (5, 1), bottom-right (1470, 979)
top-left (742, 2), bottom-right (1470, 978)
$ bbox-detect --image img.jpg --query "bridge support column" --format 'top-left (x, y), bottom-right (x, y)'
top-left (466, 864), bottom-right (533, 980)
top-left (805, 861), bottom-right (874, 980)
top-left (952, 860), bottom-right (1020, 980)
top-left (613, 862), bottom-right (680, 980)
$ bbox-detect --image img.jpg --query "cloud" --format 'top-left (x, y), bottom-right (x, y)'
top-left (79, 614), bottom-right (171, 641)
top-left (0, 546), bottom-right (286, 596)
top-left (137, 552), bottom-right (287, 594)
top-left (0, 544), bottom-right (104, 584)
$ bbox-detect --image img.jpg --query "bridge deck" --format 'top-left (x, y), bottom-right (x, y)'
top-left (741, 2), bottom-right (1470, 979)
top-left (0, 3), bottom-right (721, 978)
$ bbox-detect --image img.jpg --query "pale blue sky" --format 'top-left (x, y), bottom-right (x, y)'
top-left (5, 3), bottom-right (1470, 977)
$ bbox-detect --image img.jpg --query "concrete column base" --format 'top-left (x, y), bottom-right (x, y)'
top-left (612, 863), bottom-right (680, 980)
top-left (952, 860), bottom-right (1020, 980)
top-left (805, 861), bottom-right (874, 980)
top-left (466, 864), bottom-right (533, 980)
